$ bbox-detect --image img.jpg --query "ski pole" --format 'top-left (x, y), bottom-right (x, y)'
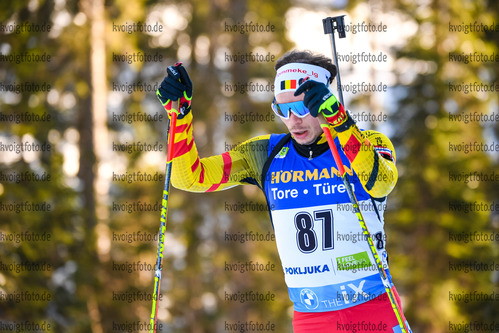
top-left (149, 99), bottom-right (178, 333)
top-left (321, 15), bottom-right (411, 333)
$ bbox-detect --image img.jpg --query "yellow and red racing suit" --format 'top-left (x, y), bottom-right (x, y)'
top-left (168, 111), bottom-right (404, 322)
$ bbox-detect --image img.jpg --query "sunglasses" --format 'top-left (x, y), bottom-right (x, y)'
top-left (271, 99), bottom-right (310, 119)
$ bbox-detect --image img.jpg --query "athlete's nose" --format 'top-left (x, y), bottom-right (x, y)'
top-left (289, 112), bottom-right (302, 123)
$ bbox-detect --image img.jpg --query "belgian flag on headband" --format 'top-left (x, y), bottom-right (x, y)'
top-left (280, 80), bottom-right (297, 90)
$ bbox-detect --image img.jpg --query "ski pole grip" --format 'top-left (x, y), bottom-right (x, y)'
top-left (323, 17), bottom-right (334, 34)
top-left (323, 15), bottom-right (346, 38)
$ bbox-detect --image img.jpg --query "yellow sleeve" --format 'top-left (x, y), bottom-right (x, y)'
top-left (333, 123), bottom-right (398, 198)
top-left (168, 112), bottom-right (270, 192)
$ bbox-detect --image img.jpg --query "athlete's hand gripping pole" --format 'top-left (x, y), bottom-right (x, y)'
top-left (321, 15), bottom-right (411, 333)
top-left (150, 62), bottom-right (188, 332)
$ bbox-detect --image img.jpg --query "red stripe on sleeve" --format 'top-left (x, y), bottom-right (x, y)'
top-left (191, 157), bottom-right (200, 173)
top-left (175, 123), bottom-right (190, 133)
top-left (173, 138), bottom-right (194, 157)
top-left (221, 152), bottom-right (232, 183)
top-left (344, 134), bottom-right (362, 162)
top-left (206, 152), bottom-right (232, 192)
top-left (199, 164), bottom-right (205, 184)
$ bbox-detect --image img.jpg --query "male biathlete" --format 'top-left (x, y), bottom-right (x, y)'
top-left (156, 50), bottom-right (411, 332)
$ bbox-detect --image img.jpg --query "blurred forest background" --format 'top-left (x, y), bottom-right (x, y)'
top-left (0, 0), bottom-right (498, 332)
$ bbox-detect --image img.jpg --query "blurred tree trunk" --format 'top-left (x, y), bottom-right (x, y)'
top-left (78, 0), bottom-right (107, 331)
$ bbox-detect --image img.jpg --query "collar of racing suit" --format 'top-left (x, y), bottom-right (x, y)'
top-left (291, 133), bottom-right (330, 160)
